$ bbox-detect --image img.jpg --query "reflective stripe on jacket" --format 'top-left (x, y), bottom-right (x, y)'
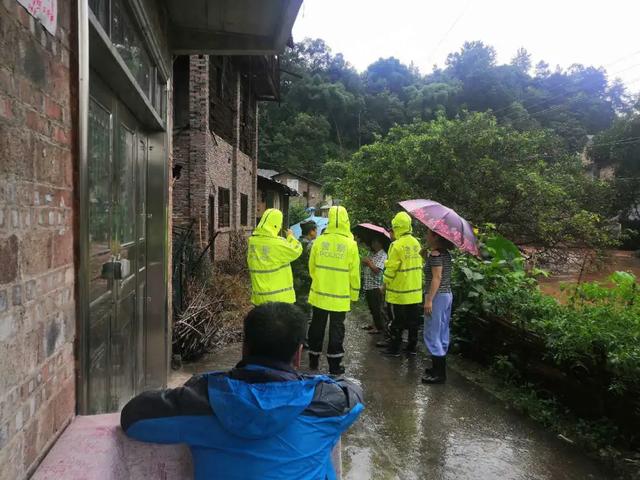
top-left (384, 212), bottom-right (423, 305)
top-left (248, 209), bottom-right (302, 305)
top-left (308, 206), bottom-right (360, 312)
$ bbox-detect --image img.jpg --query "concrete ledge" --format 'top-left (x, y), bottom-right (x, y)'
top-left (32, 413), bottom-right (342, 479)
top-left (32, 413), bottom-right (193, 480)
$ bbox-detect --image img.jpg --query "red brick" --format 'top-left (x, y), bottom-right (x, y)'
top-left (17, 5), bottom-right (31, 29)
top-left (51, 125), bottom-right (69, 145)
top-left (0, 96), bottom-right (13, 119)
top-left (52, 379), bottom-right (74, 432)
top-left (23, 417), bottom-right (38, 469)
top-left (52, 228), bottom-right (72, 268)
top-left (44, 97), bottom-right (61, 121)
top-left (26, 110), bottom-right (48, 135)
top-left (0, 124), bottom-right (35, 180)
top-left (0, 235), bottom-right (18, 284)
top-left (35, 143), bottom-right (63, 185)
top-left (36, 402), bottom-right (54, 453)
top-left (18, 77), bottom-right (44, 109)
top-left (0, 67), bottom-right (14, 96)
top-left (21, 231), bottom-right (52, 275)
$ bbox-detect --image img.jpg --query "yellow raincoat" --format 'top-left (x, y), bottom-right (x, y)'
top-left (384, 212), bottom-right (423, 305)
top-left (247, 209), bottom-right (302, 305)
top-left (308, 206), bottom-right (360, 312)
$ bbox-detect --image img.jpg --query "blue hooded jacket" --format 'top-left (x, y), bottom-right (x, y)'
top-left (121, 358), bottom-right (364, 480)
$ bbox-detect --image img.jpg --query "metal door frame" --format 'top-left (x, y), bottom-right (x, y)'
top-left (77, 0), bottom-right (169, 414)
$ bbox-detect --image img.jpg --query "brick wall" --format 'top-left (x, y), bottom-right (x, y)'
top-left (172, 55), bottom-right (256, 261)
top-left (0, 1), bottom-right (76, 478)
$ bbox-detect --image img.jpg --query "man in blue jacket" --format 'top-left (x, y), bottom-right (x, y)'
top-left (121, 302), bottom-right (364, 480)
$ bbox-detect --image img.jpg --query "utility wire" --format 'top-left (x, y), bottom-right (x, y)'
top-left (525, 75), bottom-right (640, 118)
top-left (426, 0), bottom-right (472, 67)
top-left (588, 137), bottom-right (640, 149)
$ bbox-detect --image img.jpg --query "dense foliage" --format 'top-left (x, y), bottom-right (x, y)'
top-left (451, 232), bottom-right (640, 395)
top-left (337, 113), bottom-right (616, 248)
top-left (262, 39), bottom-right (638, 247)
top-left (590, 103), bottom-right (640, 247)
top-left (262, 39), bottom-right (633, 175)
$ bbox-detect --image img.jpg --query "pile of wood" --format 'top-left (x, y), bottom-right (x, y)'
top-left (173, 272), bottom-right (251, 361)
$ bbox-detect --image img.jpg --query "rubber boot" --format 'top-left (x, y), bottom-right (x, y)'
top-left (309, 353), bottom-right (320, 371)
top-left (424, 356), bottom-right (435, 376)
top-left (422, 356), bottom-right (446, 384)
top-left (328, 357), bottom-right (345, 375)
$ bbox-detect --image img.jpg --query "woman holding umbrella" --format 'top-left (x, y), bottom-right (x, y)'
top-left (352, 224), bottom-right (391, 335)
top-left (421, 230), bottom-right (455, 384)
top-left (399, 200), bottom-right (479, 385)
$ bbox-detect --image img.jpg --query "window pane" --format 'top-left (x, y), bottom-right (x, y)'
top-left (116, 123), bottom-right (136, 244)
top-left (88, 98), bottom-right (112, 301)
top-left (240, 194), bottom-right (248, 226)
top-left (218, 187), bottom-right (230, 228)
top-left (89, 0), bottom-right (109, 32)
top-left (111, 0), bottom-right (152, 99)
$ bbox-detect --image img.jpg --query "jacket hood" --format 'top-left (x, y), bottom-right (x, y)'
top-left (254, 208), bottom-right (283, 237)
top-left (324, 206), bottom-right (352, 237)
top-left (392, 212), bottom-right (413, 237)
top-left (206, 369), bottom-right (329, 440)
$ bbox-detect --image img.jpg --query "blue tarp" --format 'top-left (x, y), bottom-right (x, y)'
top-left (290, 215), bottom-right (329, 239)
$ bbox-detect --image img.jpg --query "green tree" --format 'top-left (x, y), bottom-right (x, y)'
top-left (511, 47), bottom-right (532, 74)
top-left (336, 112), bottom-right (615, 248)
top-left (590, 106), bottom-right (640, 223)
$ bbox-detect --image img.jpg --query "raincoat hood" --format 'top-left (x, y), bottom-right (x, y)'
top-left (253, 208), bottom-right (283, 238)
top-left (207, 371), bottom-right (327, 440)
top-left (392, 211), bottom-right (413, 237)
top-left (324, 206), bottom-right (352, 237)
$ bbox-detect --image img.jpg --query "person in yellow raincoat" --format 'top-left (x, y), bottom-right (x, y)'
top-left (381, 211), bottom-right (424, 357)
top-left (247, 208), bottom-right (302, 305)
top-left (307, 206), bottom-right (360, 374)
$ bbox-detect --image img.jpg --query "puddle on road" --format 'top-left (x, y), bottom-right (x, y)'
top-left (170, 310), bottom-right (616, 480)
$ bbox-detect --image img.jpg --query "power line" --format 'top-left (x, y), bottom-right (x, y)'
top-left (589, 137), bottom-right (640, 149)
top-left (426, 0), bottom-right (472, 67)
top-left (526, 75), bottom-right (640, 118)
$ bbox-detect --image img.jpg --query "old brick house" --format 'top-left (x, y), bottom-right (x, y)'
top-left (257, 170), bottom-right (298, 227)
top-left (258, 169), bottom-right (327, 209)
top-left (0, 0), bottom-right (301, 477)
top-left (172, 54), bottom-right (281, 260)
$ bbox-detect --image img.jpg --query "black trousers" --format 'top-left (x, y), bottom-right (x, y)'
top-left (364, 289), bottom-right (386, 331)
top-left (308, 307), bottom-right (346, 358)
top-left (389, 303), bottom-right (422, 351)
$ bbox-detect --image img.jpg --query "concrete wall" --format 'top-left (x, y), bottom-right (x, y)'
top-left (172, 55), bottom-right (256, 261)
top-left (0, 1), bottom-right (76, 477)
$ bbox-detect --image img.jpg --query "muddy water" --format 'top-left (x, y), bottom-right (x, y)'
top-left (170, 314), bottom-right (617, 480)
top-left (539, 250), bottom-right (640, 301)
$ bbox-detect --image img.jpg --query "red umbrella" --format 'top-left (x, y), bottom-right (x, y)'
top-left (352, 223), bottom-right (392, 251)
top-left (399, 199), bottom-right (480, 256)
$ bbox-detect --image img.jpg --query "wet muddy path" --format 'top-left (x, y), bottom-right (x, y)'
top-left (170, 310), bottom-right (617, 480)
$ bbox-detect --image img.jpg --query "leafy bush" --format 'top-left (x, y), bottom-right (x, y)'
top-left (452, 230), bottom-right (640, 394)
top-left (288, 203), bottom-right (309, 226)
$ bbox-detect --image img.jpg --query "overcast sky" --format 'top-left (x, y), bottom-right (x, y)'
top-left (292, 0), bottom-right (640, 90)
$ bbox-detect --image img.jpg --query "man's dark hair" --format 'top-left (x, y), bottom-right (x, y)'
top-left (300, 220), bottom-right (317, 237)
top-left (243, 303), bottom-right (307, 362)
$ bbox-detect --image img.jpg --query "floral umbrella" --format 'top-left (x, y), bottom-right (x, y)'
top-left (399, 199), bottom-right (480, 256)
